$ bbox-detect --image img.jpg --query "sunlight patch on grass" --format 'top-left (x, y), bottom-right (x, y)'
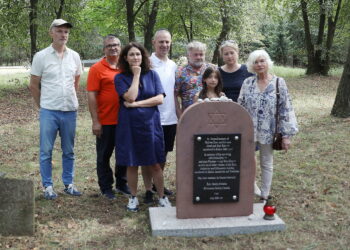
top-left (272, 65), bottom-right (305, 78)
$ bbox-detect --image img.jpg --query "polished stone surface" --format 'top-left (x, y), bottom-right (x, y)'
top-left (176, 102), bottom-right (256, 219)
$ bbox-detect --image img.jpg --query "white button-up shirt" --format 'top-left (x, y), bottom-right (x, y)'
top-left (31, 45), bottom-right (82, 111)
top-left (150, 53), bottom-right (178, 125)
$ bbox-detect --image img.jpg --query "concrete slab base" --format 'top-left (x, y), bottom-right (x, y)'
top-left (149, 203), bottom-right (286, 237)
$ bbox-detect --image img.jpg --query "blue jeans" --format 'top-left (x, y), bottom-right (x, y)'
top-left (40, 108), bottom-right (77, 187)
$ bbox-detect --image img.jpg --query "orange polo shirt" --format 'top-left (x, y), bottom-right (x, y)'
top-left (87, 58), bottom-right (120, 125)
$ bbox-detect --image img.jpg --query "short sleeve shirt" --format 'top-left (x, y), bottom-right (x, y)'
top-left (87, 58), bottom-right (120, 125)
top-left (150, 53), bottom-right (177, 125)
top-left (175, 63), bottom-right (215, 110)
top-left (31, 45), bottom-right (82, 111)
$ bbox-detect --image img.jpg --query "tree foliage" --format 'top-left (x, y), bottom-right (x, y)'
top-left (0, 0), bottom-right (349, 69)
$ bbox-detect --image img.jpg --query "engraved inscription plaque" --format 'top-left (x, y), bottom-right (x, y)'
top-left (193, 134), bottom-right (241, 204)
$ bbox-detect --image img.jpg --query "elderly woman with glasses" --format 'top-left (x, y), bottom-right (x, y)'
top-left (219, 40), bottom-right (254, 102)
top-left (238, 49), bottom-right (298, 200)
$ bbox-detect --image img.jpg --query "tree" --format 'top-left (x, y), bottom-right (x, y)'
top-left (331, 41), bottom-right (350, 117)
top-left (29, 0), bottom-right (39, 62)
top-left (55, 0), bottom-right (65, 18)
top-left (125, 0), bottom-right (148, 42)
top-left (142, 0), bottom-right (159, 52)
top-left (211, 0), bottom-right (232, 65)
top-left (300, 0), bottom-right (343, 75)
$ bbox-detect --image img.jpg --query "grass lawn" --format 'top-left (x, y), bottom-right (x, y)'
top-left (0, 67), bottom-right (349, 249)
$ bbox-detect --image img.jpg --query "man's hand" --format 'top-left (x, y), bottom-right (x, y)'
top-left (92, 121), bottom-right (102, 137)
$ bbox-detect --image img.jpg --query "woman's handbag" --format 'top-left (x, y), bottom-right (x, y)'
top-left (272, 78), bottom-right (283, 150)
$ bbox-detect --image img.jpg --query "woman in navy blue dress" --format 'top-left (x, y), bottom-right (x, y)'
top-left (115, 42), bottom-right (171, 211)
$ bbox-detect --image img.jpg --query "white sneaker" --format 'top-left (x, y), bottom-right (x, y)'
top-left (158, 196), bottom-right (171, 207)
top-left (44, 186), bottom-right (58, 200)
top-left (127, 196), bottom-right (139, 212)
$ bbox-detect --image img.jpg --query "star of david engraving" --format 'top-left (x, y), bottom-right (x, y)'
top-left (208, 110), bottom-right (227, 128)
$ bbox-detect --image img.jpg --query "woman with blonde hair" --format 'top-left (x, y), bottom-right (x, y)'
top-left (219, 40), bottom-right (253, 102)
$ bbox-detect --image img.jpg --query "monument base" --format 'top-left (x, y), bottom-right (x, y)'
top-left (149, 203), bottom-right (286, 237)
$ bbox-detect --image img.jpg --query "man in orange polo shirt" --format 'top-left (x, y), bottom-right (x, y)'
top-left (87, 34), bottom-right (130, 199)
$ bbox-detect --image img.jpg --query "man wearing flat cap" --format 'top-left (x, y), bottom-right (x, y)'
top-left (29, 19), bottom-right (82, 200)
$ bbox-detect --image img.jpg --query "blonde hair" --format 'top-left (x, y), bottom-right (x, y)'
top-left (219, 40), bottom-right (239, 57)
top-left (246, 49), bottom-right (274, 73)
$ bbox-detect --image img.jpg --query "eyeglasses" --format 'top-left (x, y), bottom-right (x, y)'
top-left (105, 43), bottom-right (120, 49)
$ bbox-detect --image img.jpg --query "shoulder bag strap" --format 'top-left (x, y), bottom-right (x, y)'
top-left (275, 77), bottom-right (280, 134)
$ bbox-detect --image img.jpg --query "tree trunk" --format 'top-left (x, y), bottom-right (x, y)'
top-left (331, 41), bottom-right (350, 118)
top-left (126, 0), bottom-right (136, 42)
top-left (323, 0), bottom-right (342, 75)
top-left (301, 0), bottom-right (342, 75)
top-left (180, 15), bottom-right (191, 42)
top-left (212, 0), bottom-right (231, 65)
top-left (29, 0), bottom-right (38, 63)
top-left (189, 7), bottom-right (193, 41)
top-left (125, 0), bottom-right (149, 42)
top-left (143, 0), bottom-right (159, 52)
top-left (55, 0), bottom-right (65, 19)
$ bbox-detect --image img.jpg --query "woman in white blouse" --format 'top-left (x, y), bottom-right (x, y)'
top-left (238, 49), bottom-right (298, 200)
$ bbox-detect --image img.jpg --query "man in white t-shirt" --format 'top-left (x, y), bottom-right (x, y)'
top-left (29, 19), bottom-right (82, 200)
top-left (142, 29), bottom-right (177, 203)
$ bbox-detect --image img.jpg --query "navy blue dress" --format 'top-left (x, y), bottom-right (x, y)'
top-left (114, 70), bottom-right (165, 166)
top-left (219, 64), bottom-right (254, 102)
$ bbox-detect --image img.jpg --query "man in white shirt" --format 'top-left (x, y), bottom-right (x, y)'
top-left (29, 19), bottom-right (82, 200)
top-left (142, 29), bottom-right (177, 203)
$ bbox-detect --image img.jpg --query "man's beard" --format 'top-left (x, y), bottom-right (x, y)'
top-left (190, 61), bottom-right (204, 68)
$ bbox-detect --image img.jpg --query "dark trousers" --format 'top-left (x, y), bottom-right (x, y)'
top-left (96, 125), bottom-right (127, 193)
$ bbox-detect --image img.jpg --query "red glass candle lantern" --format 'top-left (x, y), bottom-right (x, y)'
top-left (263, 196), bottom-right (276, 220)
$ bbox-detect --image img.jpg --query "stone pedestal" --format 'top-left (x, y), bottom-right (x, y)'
top-left (149, 204), bottom-right (286, 237)
top-left (0, 178), bottom-right (35, 236)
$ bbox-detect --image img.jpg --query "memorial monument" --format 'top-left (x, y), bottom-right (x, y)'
top-left (149, 101), bottom-right (286, 236)
top-left (176, 101), bottom-right (255, 219)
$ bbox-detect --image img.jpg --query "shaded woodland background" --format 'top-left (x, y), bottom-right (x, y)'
top-left (0, 0), bottom-right (349, 115)
top-left (0, 0), bottom-right (349, 74)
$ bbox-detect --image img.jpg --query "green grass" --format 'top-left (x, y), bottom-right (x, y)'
top-left (0, 66), bottom-right (349, 249)
top-left (0, 73), bottom-right (30, 97)
top-left (329, 67), bottom-right (344, 76)
top-left (272, 65), bottom-right (306, 78)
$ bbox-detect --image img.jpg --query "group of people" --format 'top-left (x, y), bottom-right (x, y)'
top-left (29, 18), bottom-right (298, 212)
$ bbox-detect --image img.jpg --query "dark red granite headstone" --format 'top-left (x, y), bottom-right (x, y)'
top-left (176, 101), bottom-right (255, 219)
